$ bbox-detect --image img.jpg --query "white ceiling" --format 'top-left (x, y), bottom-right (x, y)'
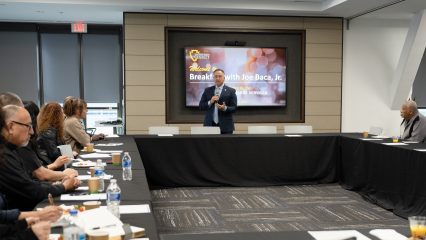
top-left (0, 0), bottom-right (424, 24)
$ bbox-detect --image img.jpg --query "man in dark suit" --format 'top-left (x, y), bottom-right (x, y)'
top-left (199, 69), bottom-right (237, 134)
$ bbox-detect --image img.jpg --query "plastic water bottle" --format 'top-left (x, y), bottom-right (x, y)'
top-left (122, 152), bottom-right (132, 181)
top-left (106, 179), bottom-right (121, 219)
top-left (94, 159), bottom-right (105, 192)
top-left (63, 209), bottom-right (85, 240)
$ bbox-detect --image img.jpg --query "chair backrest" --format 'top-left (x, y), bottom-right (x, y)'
top-left (190, 126), bottom-right (221, 135)
top-left (369, 126), bottom-right (383, 136)
top-left (247, 126), bottom-right (277, 134)
top-left (148, 126), bottom-right (179, 135)
top-left (284, 125), bottom-right (313, 134)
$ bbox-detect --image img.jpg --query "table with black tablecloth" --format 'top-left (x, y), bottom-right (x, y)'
top-left (38, 136), bottom-right (159, 240)
top-left (340, 134), bottom-right (426, 217)
top-left (135, 134), bottom-right (340, 188)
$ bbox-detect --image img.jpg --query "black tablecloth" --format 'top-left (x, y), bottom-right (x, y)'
top-left (340, 134), bottom-right (426, 217)
top-left (135, 134), bottom-right (339, 188)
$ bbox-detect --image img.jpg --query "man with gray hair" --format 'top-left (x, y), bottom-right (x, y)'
top-left (0, 105), bottom-right (79, 210)
top-left (400, 100), bottom-right (426, 142)
top-left (0, 92), bottom-right (23, 108)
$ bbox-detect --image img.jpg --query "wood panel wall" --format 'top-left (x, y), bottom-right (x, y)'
top-left (124, 13), bottom-right (342, 134)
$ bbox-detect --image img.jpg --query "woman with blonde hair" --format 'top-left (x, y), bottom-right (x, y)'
top-left (37, 102), bottom-right (69, 170)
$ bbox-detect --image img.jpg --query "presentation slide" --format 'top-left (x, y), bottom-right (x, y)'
top-left (185, 46), bottom-right (287, 107)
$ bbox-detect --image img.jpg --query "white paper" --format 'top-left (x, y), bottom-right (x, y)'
top-left (76, 186), bottom-right (89, 191)
top-left (403, 141), bottom-right (419, 144)
top-left (106, 134), bottom-right (120, 138)
top-left (285, 134), bottom-right (303, 137)
top-left (60, 193), bottom-right (107, 201)
top-left (372, 135), bottom-right (389, 139)
top-left (80, 153), bottom-right (111, 159)
top-left (360, 138), bottom-right (383, 141)
top-left (49, 234), bottom-right (61, 240)
top-left (308, 230), bottom-right (371, 240)
top-left (89, 225), bottom-right (145, 238)
top-left (96, 150), bottom-right (123, 153)
top-left (414, 149), bottom-right (426, 152)
top-left (369, 229), bottom-right (407, 240)
top-left (96, 143), bottom-right (123, 146)
top-left (157, 133), bottom-right (173, 136)
top-left (76, 208), bottom-right (122, 231)
top-left (57, 145), bottom-right (74, 158)
top-left (382, 143), bottom-right (407, 146)
top-left (100, 204), bottom-right (151, 214)
top-left (77, 174), bottom-right (113, 181)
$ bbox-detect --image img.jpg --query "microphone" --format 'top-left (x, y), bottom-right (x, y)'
top-left (214, 88), bottom-right (220, 103)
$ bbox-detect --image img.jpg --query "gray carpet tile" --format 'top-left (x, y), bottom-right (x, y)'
top-left (151, 184), bottom-right (407, 234)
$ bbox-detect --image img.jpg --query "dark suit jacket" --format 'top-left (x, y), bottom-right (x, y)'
top-left (199, 85), bottom-right (237, 133)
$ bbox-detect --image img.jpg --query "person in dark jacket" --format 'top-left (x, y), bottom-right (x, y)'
top-left (0, 106), bottom-right (54, 240)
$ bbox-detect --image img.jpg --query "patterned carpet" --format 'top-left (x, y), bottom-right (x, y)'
top-left (151, 184), bottom-right (407, 234)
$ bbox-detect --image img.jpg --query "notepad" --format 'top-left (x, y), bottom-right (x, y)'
top-left (382, 143), bottom-right (407, 146)
top-left (285, 134), bottom-right (303, 137)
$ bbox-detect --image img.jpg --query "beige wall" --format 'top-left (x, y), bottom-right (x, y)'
top-left (124, 13), bottom-right (342, 134)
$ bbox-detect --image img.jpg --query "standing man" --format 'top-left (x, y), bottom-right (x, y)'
top-left (400, 100), bottom-right (426, 142)
top-left (199, 69), bottom-right (237, 134)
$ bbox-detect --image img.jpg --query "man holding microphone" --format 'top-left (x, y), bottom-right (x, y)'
top-left (199, 68), bottom-right (237, 134)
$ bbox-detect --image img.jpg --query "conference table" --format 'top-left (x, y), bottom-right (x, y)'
top-left (40, 136), bottom-right (159, 240)
top-left (44, 133), bottom-right (426, 240)
top-left (134, 133), bottom-right (426, 218)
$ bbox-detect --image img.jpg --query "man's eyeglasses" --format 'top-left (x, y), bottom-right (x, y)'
top-left (11, 121), bottom-right (33, 130)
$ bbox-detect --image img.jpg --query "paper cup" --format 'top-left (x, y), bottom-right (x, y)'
top-left (86, 230), bottom-right (109, 240)
top-left (88, 177), bottom-right (99, 194)
top-left (362, 131), bottom-right (368, 138)
top-left (111, 153), bottom-right (121, 166)
top-left (86, 143), bottom-right (94, 152)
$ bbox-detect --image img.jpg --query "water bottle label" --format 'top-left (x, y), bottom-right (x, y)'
top-left (108, 192), bottom-right (121, 201)
top-left (122, 160), bottom-right (131, 168)
top-left (94, 169), bottom-right (103, 176)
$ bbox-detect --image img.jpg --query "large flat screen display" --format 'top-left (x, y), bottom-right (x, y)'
top-left (185, 46), bottom-right (287, 107)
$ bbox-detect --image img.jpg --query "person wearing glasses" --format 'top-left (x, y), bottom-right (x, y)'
top-left (0, 105), bottom-right (79, 211)
top-left (63, 98), bottom-right (105, 152)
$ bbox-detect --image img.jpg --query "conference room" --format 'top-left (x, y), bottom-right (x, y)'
top-left (1, 0), bottom-right (426, 239)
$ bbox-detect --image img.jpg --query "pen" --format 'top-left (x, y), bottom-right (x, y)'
top-left (48, 193), bottom-right (54, 206)
top-left (92, 224), bottom-right (116, 230)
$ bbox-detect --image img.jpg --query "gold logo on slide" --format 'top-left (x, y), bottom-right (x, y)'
top-left (189, 49), bottom-right (210, 62)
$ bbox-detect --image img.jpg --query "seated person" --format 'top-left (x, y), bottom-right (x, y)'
top-left (400, 100), bottom-right (426, 142)
top-left (24, 101), bottom-right (69, 171)
top-left (0, 105), bottom-right (79, 210)
top-left (63, 98), bottom-right (104, 152)
top-left (19, 100), bottom-right (76, 181)
top-left (0, 218), bottom-right (50, 240)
